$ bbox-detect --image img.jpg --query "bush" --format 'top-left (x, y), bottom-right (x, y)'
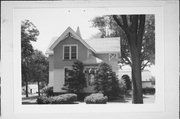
top-left (84, 93), bottom-right (108, 104)
top-left (143, 88), bottom-right (155, 94)
top-left (94, 62), bottom-right (121, 98)
top-left (36, 96), bottom-right (52, 104)
top-left (51, 93), bottom-right (77, 104)
top-left (42, 86), bottom-right (54, 97)
top-left (36, 93), bottom-right (77, 104)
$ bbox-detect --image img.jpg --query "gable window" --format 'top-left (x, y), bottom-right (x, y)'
top-left (71, 46), bottom-right (77, 59)
top-left (63, 45), bottom-right (78, 60)
top-left (64, 46), bottom-right (70, 60)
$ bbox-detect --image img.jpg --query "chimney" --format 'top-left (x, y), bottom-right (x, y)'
top-left (76, 26), bottom-right (82, 38)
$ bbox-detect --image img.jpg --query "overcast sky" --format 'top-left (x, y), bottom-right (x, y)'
top-left (17, 8), bottom-right (107, 54)
top-left (15, 8), bottom-right (155, 74)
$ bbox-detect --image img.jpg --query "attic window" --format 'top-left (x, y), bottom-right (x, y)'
top-left (63, 45), bottom-right (78, 60)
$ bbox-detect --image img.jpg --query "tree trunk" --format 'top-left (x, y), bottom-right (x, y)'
top-left (37, 80), bottom-right (40, 96)
top-left (25, 74), bottom-right (29, 98)
top-left (130, 40), bottom-right (143, 104)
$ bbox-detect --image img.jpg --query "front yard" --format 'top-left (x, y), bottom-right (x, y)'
top-left (22, 94), bottom-right (155, 104)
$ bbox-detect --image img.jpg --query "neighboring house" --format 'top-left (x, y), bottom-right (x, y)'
top-left (118, 65), bottom-right (155, 89)
top-left (46, 27), bottom-right (121, 93)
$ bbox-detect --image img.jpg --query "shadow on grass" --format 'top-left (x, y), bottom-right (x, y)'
top-left (22, 101), bottom-right (79, 105)
top-left (22, 95), bottom-right (39, 100)
top-left (108, 96), bottom-right (129, 103)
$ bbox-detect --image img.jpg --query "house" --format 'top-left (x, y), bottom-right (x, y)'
top-left (118, 65), bottom-right (155, 89)
top-left (46, 27), bottom-right (121, 93)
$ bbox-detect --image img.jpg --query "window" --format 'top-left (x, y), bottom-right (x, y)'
top-left (71, 46), bottom-right (77, 59)
top-left (64, 46), bottom-right (70, 60)
top-left (63, 45), bottom-right (77, 60)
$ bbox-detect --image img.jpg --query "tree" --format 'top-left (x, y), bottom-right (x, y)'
top-left (91, 15), bottom-right (154, 103)
top-left (21, 20), bottom-right (39, 97)
top-left (64, 60), bottom-right (86, 93)
top-left (121, 75), bottom-right (132, 90)
top-left (91, 15), bottom-right (155, 70)
top-left (94, 62), bottom-right (122, 99)
top-left (30, 50), bottom-right (49, 96)
top-left (112, 15), bottom-right (146, 103)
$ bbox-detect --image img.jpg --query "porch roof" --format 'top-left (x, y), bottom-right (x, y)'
top-left (83, 55), bottom-right (103, 65)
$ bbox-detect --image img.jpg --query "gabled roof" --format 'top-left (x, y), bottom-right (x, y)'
top-left (84, 37), bottom-right (120, 53)
top-left (46, 27), bottom-right (96, 55)
top-left (83, 55), bottom-right (103, 65)
top-left (46, 27), bottom-right (121, 55)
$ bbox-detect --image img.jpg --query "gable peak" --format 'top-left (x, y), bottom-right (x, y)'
top-left (76, 26), bottom-right (82, 38)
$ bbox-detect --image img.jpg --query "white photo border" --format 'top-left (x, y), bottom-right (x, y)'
top-left (1, 1), bottom-right (179, 119)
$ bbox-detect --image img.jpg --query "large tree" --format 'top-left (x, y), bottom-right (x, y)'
top-left (30, 50), bottom-right (49, 96)
top-left (91, 15), bottom-right (153, 103)
top-left (91, 15), bottom-right (155, 70)
top-left (21, 20), bottom-right (39, 97)
top-left (113, 15), bottom-right (145, 104)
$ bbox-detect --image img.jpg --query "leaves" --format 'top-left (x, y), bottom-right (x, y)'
top-left (64, 60), bottom-right (86, 93)
top-left (91, 15), bottom-right (155, 70)
top-left (94, 62), bottom-right (123, 97)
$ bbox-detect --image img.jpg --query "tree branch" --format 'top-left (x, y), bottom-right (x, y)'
top-left (113, 15), bottom-right (126, 32)
top-left (122, 51), bottom-right (132, 66)
top-left (141, 60), bottom-right (150, 70)
top-left (122, 15), bottom-right (128, 28)
top-left (131, 15), bottom-right (138, 33)
top-left (137, 15), bottom-right (146, 52)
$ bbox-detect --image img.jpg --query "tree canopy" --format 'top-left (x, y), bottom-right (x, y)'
top-left (63, 60), bottom-right (86, 93)
top-left (21, 20), bottom-right (40, 97)
top-left (91, 15), bottom-right (155, 70)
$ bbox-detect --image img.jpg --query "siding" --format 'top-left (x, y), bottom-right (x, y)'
top-left (53, 36), bottom-right (88, 69)
top-left (52, 36), bottom-right (89, 92)
top-left (96, 53), bottom-right (120, 74)
top-left (48, 55), bottom-right (54, 87)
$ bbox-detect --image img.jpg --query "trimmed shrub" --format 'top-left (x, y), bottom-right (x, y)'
top-left (143, 88), bottom-right (155, 94)
top-left (94, 62), bottom-right (122, 99)
top-left (51, 93), bottom-right (77, 104)
top-left (42, 86), bottom-right (54, 97)
top-left (36, 96), bottom-right (52, 104)
top-left (84, 93), bottom-right (108, 104)
top-left (36, 93), bottom-right (77, 104)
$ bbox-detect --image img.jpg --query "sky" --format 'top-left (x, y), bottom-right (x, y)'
top-left (17, 8), bottom-right (106, 54)
top-left (16, 8), bottom-right (155, 75)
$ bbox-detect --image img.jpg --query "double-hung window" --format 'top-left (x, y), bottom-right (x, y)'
top-left (63, 45), bottom-right (77, 60)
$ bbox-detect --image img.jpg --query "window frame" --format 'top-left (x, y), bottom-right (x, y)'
top-left (63, 44), bottom-right (78, 60)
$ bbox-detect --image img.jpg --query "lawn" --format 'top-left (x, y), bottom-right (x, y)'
top-left (22, 94), bottom-right (155, 104)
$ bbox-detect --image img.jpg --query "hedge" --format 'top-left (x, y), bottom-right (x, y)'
top-left (84, 93), bottom-right (108, 104)
top-left (36, 93), bottom-right (77, 104)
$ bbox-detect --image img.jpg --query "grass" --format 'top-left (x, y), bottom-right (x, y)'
top-left (22, 94), bottom-right (155, 104)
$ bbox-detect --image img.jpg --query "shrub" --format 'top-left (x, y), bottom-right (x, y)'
top-left (51, 93), bottom-right (77, 104)
top-left (84, 93), bottom-right (108, 104)
top-left (36, 96), bottom-right (52, 104)
top-left (94, 62), bottom-right (121, 99)
top-left (143, 88), bottom-right (155, 94)
top-left (36, 93), bottom-right (77, 104)
top-left (42, 86), bottom-right (54, 97)
top-left (63, 60), bottom-right (86, 93)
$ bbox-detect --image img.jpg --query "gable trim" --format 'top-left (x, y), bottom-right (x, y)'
top-left (48, 27), bottom-right (96, 53)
